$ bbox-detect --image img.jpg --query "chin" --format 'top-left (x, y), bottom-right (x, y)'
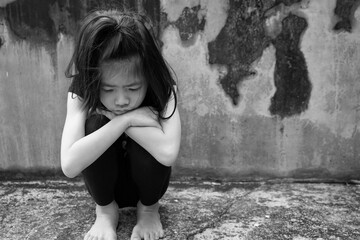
top-left (113, 111), bottom-right (126, 115)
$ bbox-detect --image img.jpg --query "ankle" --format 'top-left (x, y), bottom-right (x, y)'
top-left (137, 201), bottom-right (159, 212)
top-left (96, 200), bottom-right (119, 215)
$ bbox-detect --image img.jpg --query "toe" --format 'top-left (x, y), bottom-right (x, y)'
top-left (159, 229), bottom-right (164, 238)
top-left (130, 233), bottom-right (141, 240)
top-left (150, 232), bottom-right (156, 240)
top-left (144, 232), bottom-right (151, 240)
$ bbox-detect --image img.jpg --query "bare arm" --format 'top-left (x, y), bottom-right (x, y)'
top-left (125, 93), bottom-right (181, 166)
top-left (61, 93), bottom-right (161, 178)
top-left (60, 93), bottom-right (130, 178)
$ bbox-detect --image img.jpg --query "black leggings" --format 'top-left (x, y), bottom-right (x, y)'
top-left (82, 114), bottom-right (171, 208)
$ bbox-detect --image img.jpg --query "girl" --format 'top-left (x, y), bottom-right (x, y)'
top-left (61, 9), bottom-right (181, 240)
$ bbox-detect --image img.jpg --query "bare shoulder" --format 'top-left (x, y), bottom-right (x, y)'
top-left (66, 92), bottom-right (86, 116)
top-left (61, 93), bottom-right (87, 154)
top-left (63, 92), bottom-right (87, 137)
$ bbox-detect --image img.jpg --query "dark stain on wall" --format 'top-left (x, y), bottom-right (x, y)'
top-left (208, 0), bottom-right (275, 105)
top-left (4, 0), bottom-right (59, 45)
top-left (2, 0), bottom-right (161, 67)
top-left (333, 0), bottom-right (360, 32)
top-left (274, 0), bottom-right (303, 6)
top-left (0, 36), bottom-right (4, 48)
top-left (269, 14), bottom-right (311, 118)
top-left (55, 0), bottom-right (84, 36)
top-left (173, 5), bottom-right (205, 42)
top-left (208, 0), bottom-right (311, 118)
top-left (2, 0), bottom-right (160, 46)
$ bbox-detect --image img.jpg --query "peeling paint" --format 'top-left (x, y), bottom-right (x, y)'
top-left (208, 0), bottom-right (275, 105)
top-left (161, 0), bottom-right (230, 43)
top-left (333, 0), bottom-right (360, 32)
top-left (269, 13), bottom-right (311, 118)
top-left (206, 0), bottom-right (304, 106)
top-left (5, 0), bottom-right (58, 44)
top-left (265, 0), bottom-right (310, 39)
top-left (161, 0), bottom-right (201, 22)
top-left (172, 5), bottom-right (205, 43)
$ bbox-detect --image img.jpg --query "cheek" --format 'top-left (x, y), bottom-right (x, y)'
top-left (139, 87), bottom-right (148, 102)
top-left (132, 89), bottom-right (147, 106)
top-left (99, 92), bottom-right (111, 107)
top-left (99, 93), bottom-right (105, 103)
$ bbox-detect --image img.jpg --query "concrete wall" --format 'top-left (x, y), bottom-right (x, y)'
top-left (1, 0), bottom-right (360, 180)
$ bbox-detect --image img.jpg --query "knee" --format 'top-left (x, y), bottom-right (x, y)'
top-left (127, 139), bottom-right (171, 174)
top-left (127, 139), bottom-right (155, 167)
top-left (85, 114), bottom-right (110, 135)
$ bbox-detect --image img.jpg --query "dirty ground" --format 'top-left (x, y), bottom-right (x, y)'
top-left (0, 176), bottom-right (359, 240)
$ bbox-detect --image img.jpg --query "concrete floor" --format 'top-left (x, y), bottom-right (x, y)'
top-left (0, 177), bottom-right (359, 240)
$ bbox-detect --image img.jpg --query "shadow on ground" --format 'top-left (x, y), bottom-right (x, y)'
top-left (0, 177), bottom-right (359, 240)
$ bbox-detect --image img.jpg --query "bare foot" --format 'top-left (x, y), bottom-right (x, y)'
top-left (130, 201), bottom-right (164, 240)
top-left (84, 200), bottom-right (119, 240)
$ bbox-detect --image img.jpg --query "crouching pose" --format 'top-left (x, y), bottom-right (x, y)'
top-left (61, 9), bottom-right (181, 240)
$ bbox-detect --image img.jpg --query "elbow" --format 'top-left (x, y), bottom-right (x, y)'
top-left (158, 147), bottom-right (179, 167)
top-left (61, 157), bottom-right (79, 179)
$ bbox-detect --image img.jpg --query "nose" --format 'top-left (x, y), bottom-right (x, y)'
top-left (114, 93), bottom-right (130, 107)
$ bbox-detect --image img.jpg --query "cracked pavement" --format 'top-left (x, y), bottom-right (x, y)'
top-left (0, 177), bottom-right (359, 240)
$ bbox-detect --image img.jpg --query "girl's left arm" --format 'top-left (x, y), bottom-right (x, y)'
top-left (125, 93), bottom-right (181, 166)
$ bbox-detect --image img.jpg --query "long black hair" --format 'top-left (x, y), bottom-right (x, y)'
top-left (65, 9), bottom-right (177, 119)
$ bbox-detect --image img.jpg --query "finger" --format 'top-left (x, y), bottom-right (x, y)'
top-left (151, 232), bottom-right (158, 240)
top-left (144, 232), bottom-right (150, 240)
top-left (159, 229), bottom-right (164, 238)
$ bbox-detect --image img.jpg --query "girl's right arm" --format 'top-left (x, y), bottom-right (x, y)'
top-left (60, 93), bottom-right (131, 178)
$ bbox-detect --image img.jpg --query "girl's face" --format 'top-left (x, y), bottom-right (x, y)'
top-left (99, 57), bottom-right (147, 115)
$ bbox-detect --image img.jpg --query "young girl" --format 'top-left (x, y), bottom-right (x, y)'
top-left (61, 9), bottom-right (181, 240)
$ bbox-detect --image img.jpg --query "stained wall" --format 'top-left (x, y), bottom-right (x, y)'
top-left (0, 0), bottom-right (360, 180)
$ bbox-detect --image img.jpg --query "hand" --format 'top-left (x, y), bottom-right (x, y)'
top-left (125, 107), bottom-right (162, 129)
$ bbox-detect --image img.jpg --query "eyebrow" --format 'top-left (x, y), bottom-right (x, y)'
top-left (124, 82), bottom-right (142, 87)
top-left (101, 82), bottom-right (142, 88)
top-left (101, 83), bottom-right (117, 88)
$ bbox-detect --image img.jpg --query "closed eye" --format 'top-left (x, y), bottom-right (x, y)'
top-left (128, 86), bottom-right (141, 91)
top-left (102, 88), bottom-right (114, 92)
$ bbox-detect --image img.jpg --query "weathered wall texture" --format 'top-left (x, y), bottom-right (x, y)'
top-left (0, 0), bottom-right (360, 180)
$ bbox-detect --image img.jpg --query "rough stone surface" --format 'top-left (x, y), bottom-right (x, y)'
top-left (0, 178), bottom-right (359, 240)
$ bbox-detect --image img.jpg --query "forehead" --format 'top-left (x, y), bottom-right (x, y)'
top-left (100, 56), bottom-right (144, 84)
